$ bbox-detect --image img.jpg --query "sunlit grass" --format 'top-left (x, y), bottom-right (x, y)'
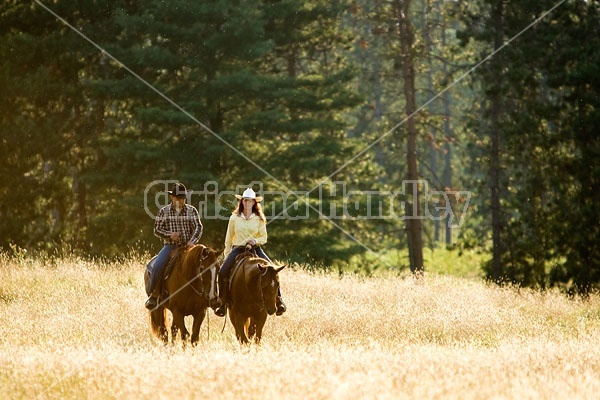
top-left (0, 251), bottom-right (599, 399)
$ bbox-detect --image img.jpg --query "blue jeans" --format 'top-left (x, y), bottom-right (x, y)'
top-left (218, 246), bottom-right (271, 282)
top-left (148, 244), bottom-right (177, 295)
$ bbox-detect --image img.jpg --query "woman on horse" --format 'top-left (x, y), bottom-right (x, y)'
top-left (214, 187), bottom-right (286, 317)
top-left (145, 182), bottom-right (203, 310)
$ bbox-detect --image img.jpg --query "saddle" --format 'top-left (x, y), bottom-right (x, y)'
top-left (163, 247), bottom-right (185, 281)
top-left (143, 247), bottom-right (186, 297)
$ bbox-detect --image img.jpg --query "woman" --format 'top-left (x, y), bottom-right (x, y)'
top-left (214, 187), bottom-right (286, 317)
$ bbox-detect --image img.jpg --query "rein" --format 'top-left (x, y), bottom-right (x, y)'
top-left (190, 252), bottom-right (215, 298)
top-left (229, 258), bottom-right (271, 311)
top-left (245, 268), bottom-right (273, 312)
top-left (258, 271), bottom-right (270, 311)
top-left (191, 255), bottom-right (208, 296)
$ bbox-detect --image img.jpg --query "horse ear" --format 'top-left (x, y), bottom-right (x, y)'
top-left (275, 265), bottom-right (286, 273)
top-left (203, 247), bottom-right (217, 259)
top-left (257, 263), bottom-right (267, 273)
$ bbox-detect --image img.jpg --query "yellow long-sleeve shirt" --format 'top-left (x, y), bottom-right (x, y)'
top-left (223, 213), bottom-right (268, 257)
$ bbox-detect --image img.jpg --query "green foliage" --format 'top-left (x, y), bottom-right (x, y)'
top-left (0, 0), bottom-right (598, 294)
top-left (460, 0), bottom-right (600, 294)
top-left (0, 0), bottom-right (369, 265)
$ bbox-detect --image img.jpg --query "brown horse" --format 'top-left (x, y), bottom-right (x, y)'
top-left (145, 244), bottom-right (222, 345)
top-left (228, 254), bottom-right (285, 344)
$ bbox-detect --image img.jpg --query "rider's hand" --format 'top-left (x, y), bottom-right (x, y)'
top-left (246, 239), bottom-right (256, 246)
top-left (170, 232), bottom-right (180, 241)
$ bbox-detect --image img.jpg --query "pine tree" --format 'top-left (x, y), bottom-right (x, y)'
top-left (459, 0), bottom-right (600, 293)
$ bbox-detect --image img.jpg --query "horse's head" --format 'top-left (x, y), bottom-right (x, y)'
top-left (257, 263), bottom-right (285, 315)
top-left (200, 246), bottom-right (223, 270)
top-left (187, 245), bottom-right (221, 272)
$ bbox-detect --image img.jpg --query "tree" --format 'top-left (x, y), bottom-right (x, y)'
top-left (393, 0), bottom-right (424, 274)
top-left (2, 0), bottom-right (367, 265)
top-left (0, 1), bottom-right (124, 252)
top-left (342, 0), bottom-right (479, 270)
top-left (543, 0), bottom-right (600, 294)
top-left (459, 0), bottom-right (600, 293)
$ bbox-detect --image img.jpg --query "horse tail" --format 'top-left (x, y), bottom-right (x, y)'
top-left (149, 307), bottom-right (168, 342)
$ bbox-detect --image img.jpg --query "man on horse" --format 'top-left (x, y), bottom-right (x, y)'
top-left (214, 187), bottom-right (286, 317)
top-left (145, 182), bottom-right (204, 310)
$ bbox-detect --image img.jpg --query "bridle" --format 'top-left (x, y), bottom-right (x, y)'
top-left (190, 251), bottom-right (216, 298)
top-left (258, 267), bottom-right (278, 313)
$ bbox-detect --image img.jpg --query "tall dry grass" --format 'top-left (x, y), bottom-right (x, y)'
top-left (0, 252), bottom-right (599, 399)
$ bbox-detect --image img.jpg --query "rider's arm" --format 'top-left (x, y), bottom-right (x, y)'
top-left (153, 207), bottom-right (171, 239)
top-left (188, 206), bottom-right (203, 244)
top-left (223, 215), bottom-right (235, 257)
top-left (255, 218), bottom-right (268, 247)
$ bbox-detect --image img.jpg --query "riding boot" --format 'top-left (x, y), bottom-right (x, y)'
top-left (275, 287), bottom-right (286, 316)
top-left (214, 277), bottom-right (229, 317)
top-left (145, 287), bottom-right (160, 310)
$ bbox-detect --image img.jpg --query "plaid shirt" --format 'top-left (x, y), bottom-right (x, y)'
top-left (154, 203), bottom-right (203, 246)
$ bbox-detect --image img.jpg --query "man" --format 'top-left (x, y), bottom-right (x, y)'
top-left (145, 182), bottom-right (203, 310)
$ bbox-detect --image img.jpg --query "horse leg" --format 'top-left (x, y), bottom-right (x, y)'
top-left (247, 318), bottom-right (257, 340)
top-left (253, 314), bottom-right (267, 345)
top-left (190, 309), bottom-right (206, 346)
top-left (230, 313), bottom-right (250, 345)
top-left (244, 319), bottom-right (252, 342)
top-left (171, 323), bottom-right (178, 344)
top-left (172, 310), bottom-right (189, 345)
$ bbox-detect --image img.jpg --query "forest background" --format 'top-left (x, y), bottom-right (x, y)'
top-left (1, 0), bottom-right (598, 294)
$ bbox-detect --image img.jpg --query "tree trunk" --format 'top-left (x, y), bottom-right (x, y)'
top-left (423, 0), bottom-right (439, 244)
top-left (395, 0), bottom-right (423, 274)
top-left (490, 1), bottom-right (505, 282)
top-left (437, 9), bottom-right (453, 246)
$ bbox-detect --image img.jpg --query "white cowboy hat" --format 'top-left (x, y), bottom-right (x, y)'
top-left (235, 188), bottom-right (263, 202)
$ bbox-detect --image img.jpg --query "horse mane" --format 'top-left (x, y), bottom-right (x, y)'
top-left (242, 257), bottom-right (273, 284)
top-left (246, 256), bottom-right (268, 265)
top-left (181, 245), bottom-right (212, 280)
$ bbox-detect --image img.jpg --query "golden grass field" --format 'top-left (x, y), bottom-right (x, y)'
top-left (1, 251), bottom-right (599, 399)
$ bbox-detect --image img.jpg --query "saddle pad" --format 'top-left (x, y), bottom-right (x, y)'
top-left (144, 255), bottom-right (158, 296)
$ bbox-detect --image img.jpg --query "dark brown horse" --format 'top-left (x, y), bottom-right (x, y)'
top-left (145, 244), bottom-right (222, 345)
top-left (228, 255), bottom-right (285, 344)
